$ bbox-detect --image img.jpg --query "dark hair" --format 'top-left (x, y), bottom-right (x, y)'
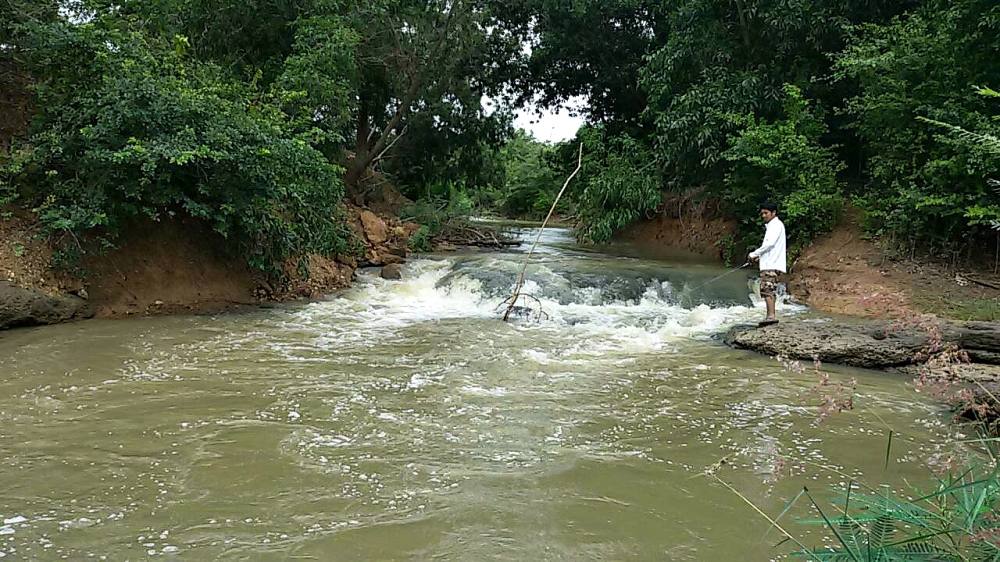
top-left (759, 201), bottom-right (778, 213)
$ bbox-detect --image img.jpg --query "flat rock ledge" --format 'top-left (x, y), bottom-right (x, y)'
top-left (724, 319), bottom-right (1000, 370)
top-left (0, 281), bottom-right (93, 330)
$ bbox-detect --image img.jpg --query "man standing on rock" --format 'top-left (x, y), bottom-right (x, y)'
top-left (748, 202), bottom-right (786, 327)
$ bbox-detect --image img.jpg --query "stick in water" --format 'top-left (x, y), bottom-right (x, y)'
top-left (501, 143), bottom-right (584, 322)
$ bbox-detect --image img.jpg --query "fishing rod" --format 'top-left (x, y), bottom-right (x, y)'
top-left (688, 262), bottom-right (751, 293)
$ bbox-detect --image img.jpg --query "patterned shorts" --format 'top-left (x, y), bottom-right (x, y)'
top-left (759, 270), bottom-right (781, 298)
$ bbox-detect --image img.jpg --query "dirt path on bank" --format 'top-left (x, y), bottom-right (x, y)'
top-left (790, 211), bottom-right (1000, 320)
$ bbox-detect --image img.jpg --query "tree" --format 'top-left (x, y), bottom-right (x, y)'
top-left (498, 0), bottom-right (665, 133)
top-left (641, 0), bottom-right (913, 185)
top-left (2, 13), bottom-right (349, 272)
top-left (343, 0), bottom-right (521, 191)
top-left (835, 0), bottom-right (1000, 249)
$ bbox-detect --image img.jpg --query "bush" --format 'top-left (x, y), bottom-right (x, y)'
top-left (494, 132), bottom-right (563, 219)
top-left (573, 127), bottom-right (661, 243)
top-left (723, 85), bottom-right (845, 257)
top-left (835, 0), bottom-right (1000, 252)
top-left (1, 19), bottom-right (349, 274)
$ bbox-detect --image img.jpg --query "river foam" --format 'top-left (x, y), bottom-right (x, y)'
top-left (291, 253), bottom-right (801, 356)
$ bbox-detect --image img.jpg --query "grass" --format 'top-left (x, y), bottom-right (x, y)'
top-left (718, 420), bottom-right (1000, 560)
top-left (913, 295), bottom-right (1000, 322)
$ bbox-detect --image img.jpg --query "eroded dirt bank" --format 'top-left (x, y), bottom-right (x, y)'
top-left (614, 203), bottom-right (736, 260)
top-left (0, 205), bottom-right (416, 328)
top-left (620, 207), bottom-right (1000, 320)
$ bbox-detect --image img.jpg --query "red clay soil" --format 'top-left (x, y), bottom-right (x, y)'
top-left (789, 211), bottom-right (1000, 319)
top-left (0, 204), bottom-right (415, 320)
top-left (616, 211), bottom-right (736, 259)
top-left (81, 219), bottom-right (266, 317)
top-left (0, 211), bottom-right (70, 295)
top-left (788, 212), bottom-right (914, 317)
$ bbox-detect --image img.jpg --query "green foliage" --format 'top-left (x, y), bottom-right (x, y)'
top-left (400, 187), bottom-right (474, 238)
top-left (499, 0), bottom-right (662, 132)
top-left (274, 15), bottom-right (359, 144)
top-left (407, 225), bottom-right (432, 252)
top-left (795, 466), bottom-right (1000, 561)
top-left (835, 0), bottom-right (1000, 250)
top-left (2, 0), bottom-right (523, 276)
top-left (2, 17), bottom-right (349, 273)
top-left (640, 0), bottom-right (909, 187)
top-left (724, 85), bottom-right (846, 257)
top-left (492, 132), bottom-right (563, 219)
top-left (572, 127), bottom-right (661, 243)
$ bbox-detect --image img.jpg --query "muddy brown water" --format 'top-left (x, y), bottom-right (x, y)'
top-left (0, 227), bottom-right (956, 560)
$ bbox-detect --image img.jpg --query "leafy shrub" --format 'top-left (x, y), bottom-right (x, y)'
top-left (794, 453), bottom-right (1000, 560)
top-left (1, 19), bottom-right (350, 274)
top-left (400, 185), bottom-right (475, 237)
top-left (723, 85), bottom-right (845, 257)
top-left (497, 132), bottom-right (563, 219)
top-left (573, 127), bottom-right (661, 243)
top-left (835, 0), bottom-right (1000, 251)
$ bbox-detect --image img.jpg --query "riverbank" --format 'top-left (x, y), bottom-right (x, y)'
top-left (618, 208), bottom-right (1000, 321)
top-left (0, 205), bottom-right (417, 329)
top-left (724, 317), bottom-right (1000, 428)
top-left (725, 318), bottom-right (1000, 371)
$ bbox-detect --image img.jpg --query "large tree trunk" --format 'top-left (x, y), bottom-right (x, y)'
top-left (345, 105), bottom-right (372, 189)
top-left (345, 80), bottom-right (421, 190)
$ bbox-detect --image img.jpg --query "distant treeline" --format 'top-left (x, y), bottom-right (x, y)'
top-left (1, 1), bottom-right (998, 269)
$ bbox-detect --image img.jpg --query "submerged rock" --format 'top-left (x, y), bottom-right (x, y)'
top-left (725, 319), bottom-right (1000, 370)
top-left (0, 281), bottom-right (93, 329)
top-left (381, 264), bottom-right (403, 280)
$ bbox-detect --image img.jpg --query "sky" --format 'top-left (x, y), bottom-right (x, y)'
top-left (485, 94), bottom-right (587, 144)
top-left (514, 97), bottom-right (587, 144)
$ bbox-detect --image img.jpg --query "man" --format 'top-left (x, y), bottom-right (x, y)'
top-left (748, 202), bottom-right (786, 326)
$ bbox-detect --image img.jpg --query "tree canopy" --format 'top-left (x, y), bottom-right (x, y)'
top-left (2, 0), bottom-right (998, 269)
top-left (504, 0), bottom-right (998, 261)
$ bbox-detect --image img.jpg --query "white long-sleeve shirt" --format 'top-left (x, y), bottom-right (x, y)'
top-left (750, 217), bottom-right (787, 272)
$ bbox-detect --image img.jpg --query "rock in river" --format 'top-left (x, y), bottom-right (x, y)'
top-left (381, 264), bottom-right (403, 280)
top-left (725, 319), bottom-right (1000, 370)
top-left (0, 281), bottom-right (93, 330)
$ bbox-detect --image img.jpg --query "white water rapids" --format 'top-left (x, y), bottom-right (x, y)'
top-left (0, 226), bottom-right (956, 560)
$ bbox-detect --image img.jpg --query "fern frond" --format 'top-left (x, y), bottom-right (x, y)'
top-left (917, 116), bottom-right (1000, 155)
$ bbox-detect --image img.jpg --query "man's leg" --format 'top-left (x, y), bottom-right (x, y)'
top-left (759, 270), bottom-right (778, 322)
top-left (765, 295), bottom-right (776, 320)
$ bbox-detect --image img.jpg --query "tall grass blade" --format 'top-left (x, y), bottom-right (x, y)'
top-left (884, 431), bottom-right (894, 472)
top-left (804, 487), bottom-right (863, 562)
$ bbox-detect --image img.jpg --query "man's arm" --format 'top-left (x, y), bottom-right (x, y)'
top-left (749, 222), bottom-right (780, 259)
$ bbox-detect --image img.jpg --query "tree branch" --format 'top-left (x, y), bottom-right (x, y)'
top-left (502, 143), bottom-right (584, 322)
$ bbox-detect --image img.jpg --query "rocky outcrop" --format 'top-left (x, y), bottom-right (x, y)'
top-left (381, 263), bottom-right (403, 280)
top-left (359, 210), bottom-right (389, 245)
top-left (349, 205), bottom-right (419, 268)
top-left (725, 319), bottom-right (1000, 370)
top-left (0, 281), bottom-right (93, 329)
top-left (282, 255), bottom-right (355, 299)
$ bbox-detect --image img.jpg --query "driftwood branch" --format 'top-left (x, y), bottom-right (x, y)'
top-left (501, 142), bottom-right (584, 322)
top-left (968, 277), bottom-right (1000, 291)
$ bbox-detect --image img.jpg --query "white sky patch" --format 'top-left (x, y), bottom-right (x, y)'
top-left (515, 96), bottom-right (587, 144)
top-left (484, 95), bottom-right (587, 144)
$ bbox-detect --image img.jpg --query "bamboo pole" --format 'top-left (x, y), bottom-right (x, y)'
top-left (501, 143), bottom-right (583, 321)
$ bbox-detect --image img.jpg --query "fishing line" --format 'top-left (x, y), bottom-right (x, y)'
top-left (687, 262), bottom-right (751, 293)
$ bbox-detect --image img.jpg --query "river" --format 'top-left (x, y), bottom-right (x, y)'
top-left (0, 227), bottom-right (954, 560)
